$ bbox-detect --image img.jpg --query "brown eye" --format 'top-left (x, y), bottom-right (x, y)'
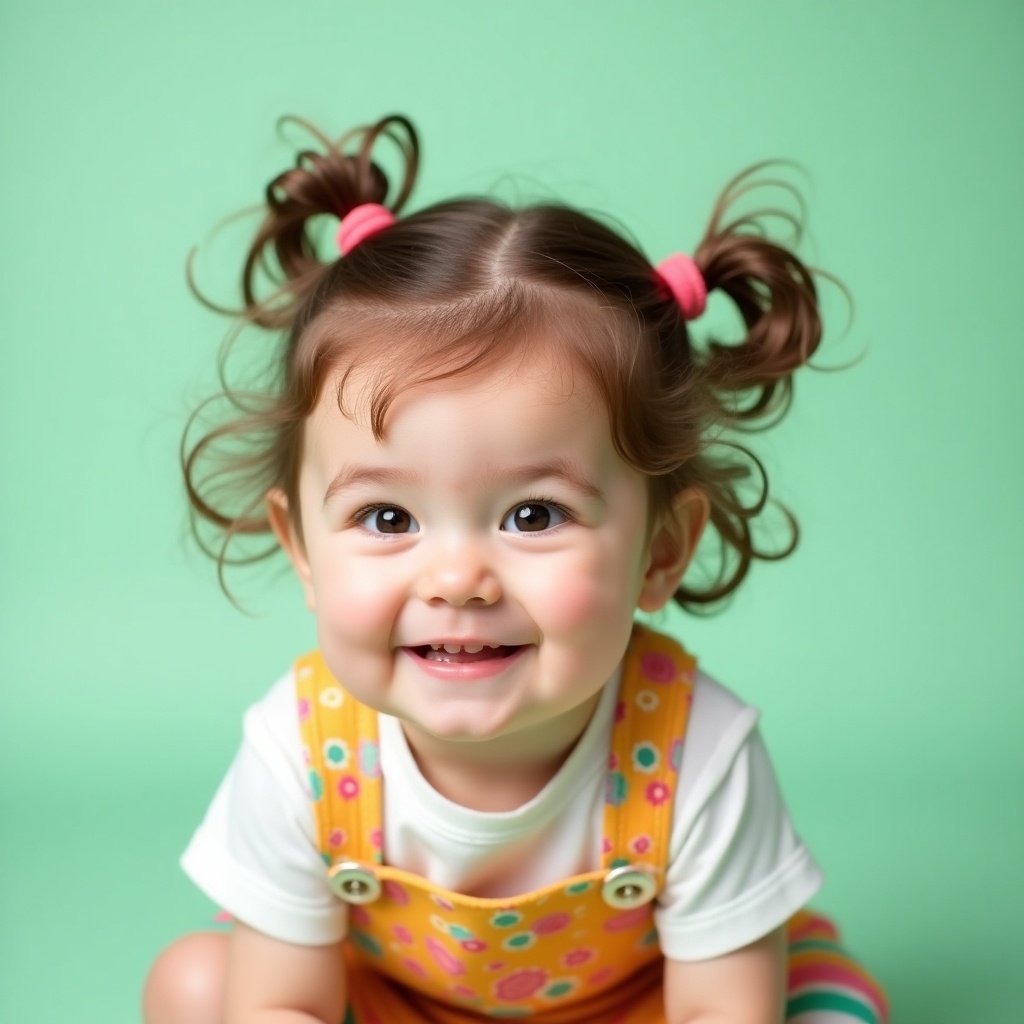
top-left (360, 506), bottom-right (418, 534)
top-left (501, 502), bottom-right (566, 533)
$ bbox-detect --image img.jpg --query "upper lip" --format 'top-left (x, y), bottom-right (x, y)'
top-left (403, 638), bottom-right (507, 647)
top-left (400, 639), bottom-right (519, 649)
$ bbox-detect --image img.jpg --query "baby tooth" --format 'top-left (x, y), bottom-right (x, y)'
top-left (443, 643), bottom-right (462, 654)
top-left (463, 645), bottom-right (484, 654)
top-left (430, 644), bottom-right (442, 651)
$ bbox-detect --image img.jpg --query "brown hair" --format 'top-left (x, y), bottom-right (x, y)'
top-left (183, 114), bottom-right (835, 610)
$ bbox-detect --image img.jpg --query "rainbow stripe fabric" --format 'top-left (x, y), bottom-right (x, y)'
top-left (786, 911), bottom-right (890, 1023)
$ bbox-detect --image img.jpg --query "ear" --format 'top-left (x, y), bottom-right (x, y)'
top-left (266, 488), bottom-right (317, 612)
top-left (637, 488), bottom-right (710, 613)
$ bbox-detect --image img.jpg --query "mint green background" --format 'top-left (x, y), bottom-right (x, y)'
top-left (2, 1), bottom-right (1022, 1020)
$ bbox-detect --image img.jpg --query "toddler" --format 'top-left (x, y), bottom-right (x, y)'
top-left (144, 114), bottom-right (888, 1024)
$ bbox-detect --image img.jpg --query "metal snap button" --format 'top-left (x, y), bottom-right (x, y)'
top-left (328, 861), bottom-right (382, 905)
top-left (601, 864), bottom-right (658, 909)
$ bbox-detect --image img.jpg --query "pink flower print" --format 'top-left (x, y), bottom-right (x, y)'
top-left (588, 966), bottom-right (615, 987)
top-left (349, 905), bottom-right (370, 928)
top-left (532, 912), bottom-right (572, 936)
top-left (297, 697), bottom-right (311, 721)
top-left (608, 752), bottom-right (619, 770)
top-left (601, 836), bottom-right (613, 855)
top-left (327, 828), bottom-right (346, 849)
top-left (645, 780), bottom-right (671, 807)
top-left (432, 894), bottom-right (455, 911)
top-left (425, 936), bottom-right (466, 976)
top-left (486, 961), bottom-right (506, 972)
top-left (614, 699), bottom-right (626, 722)
top-left (450, 984), bottom-right (477, 1001)
top-left (629, 834), bottom-right (652, 856)
top-left (383, 879), bottom-right (409, 905)
top-left (640, 651), bottom-right (676, 684)
top-left (392, 924), bottom-right (414, 945)
top-left (562, 947), bottom-right (595, 967)
top-left (461, 938), bottom-right (488, 953)
top-left (402, 958), bottom-right (428, 978)
top-left (370, 827), bottom-right (383, 850)
top-left (494, 968), bottom-right (549, 1002)
top-left (337, 775), bottom-right (360, 800)
top-left (604, 906), bottom-right (651, 933)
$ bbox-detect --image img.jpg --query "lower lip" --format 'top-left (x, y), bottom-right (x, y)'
top-left (399, 645), bottom-right (527, 682)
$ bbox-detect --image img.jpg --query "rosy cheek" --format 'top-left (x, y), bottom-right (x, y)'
top-left (328, 602), bottom-right (380, 638)
top-left (533, 551), bottom-right (635, 634)
top-left (314, 569), bottom-right (394, 636)
top-left (544, 577), bottom-right (602, 631)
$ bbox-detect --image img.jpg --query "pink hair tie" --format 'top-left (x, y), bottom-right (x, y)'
top-left (335, 202), bottom-right (396, 256)
top-left (655, 252), bottom-right (707, 320)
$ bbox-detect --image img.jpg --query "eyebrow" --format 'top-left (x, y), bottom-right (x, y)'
top-left (323, 466), bottom-right (418, 506)
top-left (511, 459), bottom-right (605, 503)
top-left (322, 458), bottom-right (605, 507)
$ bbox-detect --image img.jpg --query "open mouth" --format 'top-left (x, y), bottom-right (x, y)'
top-left (409, 643), bottom-right (523, 664)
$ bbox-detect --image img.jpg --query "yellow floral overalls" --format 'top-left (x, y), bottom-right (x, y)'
top-left (294, 625), bottom-right (889, 1023)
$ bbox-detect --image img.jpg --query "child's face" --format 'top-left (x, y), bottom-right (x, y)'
top-left (270, 348), bottom-right (695, 759)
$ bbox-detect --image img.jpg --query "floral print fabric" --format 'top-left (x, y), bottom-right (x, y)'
top-left (294, 625), bottom-right (888, 1023)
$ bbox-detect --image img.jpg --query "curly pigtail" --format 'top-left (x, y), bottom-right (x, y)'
top-left (675, 166), bottom-right (830, 607)
top-left (188, 115), bottom-right (419, 331)
top-left (182, 116), bottom-right (420, 590)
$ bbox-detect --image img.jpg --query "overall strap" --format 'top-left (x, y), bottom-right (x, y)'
top-left (294, 652), bottom-right (384, 867)
top-left (295, 628), bottom-right (695, 876)
top-left (602, 625), bottom-right (696, 877)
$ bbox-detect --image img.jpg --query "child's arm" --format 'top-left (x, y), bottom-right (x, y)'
top-left (224, 921), bottom-right (347, 1024)
top-left (663, 926), bottom-right (786, 1024)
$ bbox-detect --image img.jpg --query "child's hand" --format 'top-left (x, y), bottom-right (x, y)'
top-left (663, 926), bottom-right (786, 1024)
top-left (225, 922), bottom-right (347, 1024)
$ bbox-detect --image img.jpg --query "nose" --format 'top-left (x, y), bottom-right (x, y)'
top-left (414, 538), bottom-right (502, 607)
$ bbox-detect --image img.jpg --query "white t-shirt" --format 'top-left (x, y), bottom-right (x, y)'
top-left (182, 659), bottom-right (821, 962)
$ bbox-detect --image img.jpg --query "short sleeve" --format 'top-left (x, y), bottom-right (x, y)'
top-left (654, 674), bottom-right (822, 961)
top-left (180, 673), bottom-right (349, 946)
